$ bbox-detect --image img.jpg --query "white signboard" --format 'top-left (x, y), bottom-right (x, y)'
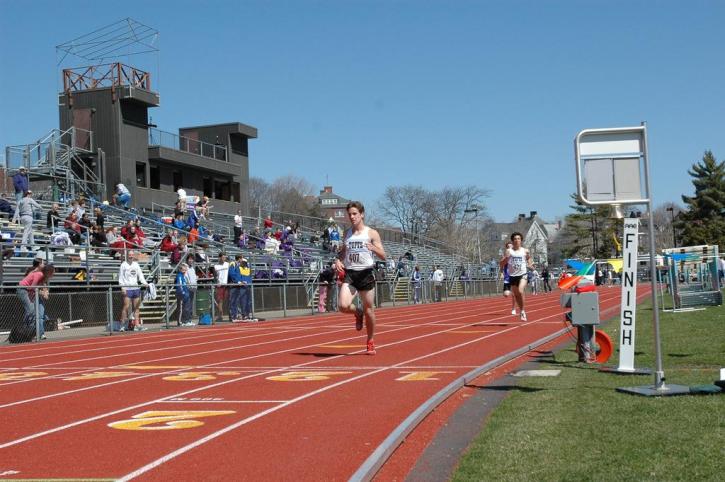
top-left (617, 218), bottom-right (639, 372)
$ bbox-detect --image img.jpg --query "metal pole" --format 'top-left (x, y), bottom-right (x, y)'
top-left (107, 286), bottom-right (113, 335)
top-left (282, 284), bottom-right (287, 317)
top-left (210, 284), bottom-right (216, 324)
top-left (35, 291), bottom-right (41, 342)
top-left (251, 284), bottom-right (256, 320)
top-left (164, 285), bottom-right (170, 329)
top-left (642, 123), bottom-right (665, 389)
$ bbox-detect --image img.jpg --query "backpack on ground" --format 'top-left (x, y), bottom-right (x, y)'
top-left (9, 319), bottom-right (36, 344)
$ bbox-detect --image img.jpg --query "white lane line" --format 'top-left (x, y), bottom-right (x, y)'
top-left (119, 310), bottom-right (568, 481)
top-left (0, 300), bottom-right (510, 408)
top-left (0, 289), bottom-right (627, 451)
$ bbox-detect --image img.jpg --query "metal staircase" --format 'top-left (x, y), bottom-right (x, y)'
top-left (5, 127), bottom-right (105, 202)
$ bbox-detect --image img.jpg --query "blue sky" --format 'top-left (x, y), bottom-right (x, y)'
top-left (1, 0), bottom-right (723, 222)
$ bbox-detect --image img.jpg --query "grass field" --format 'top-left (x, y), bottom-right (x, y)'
top-left (452, 291), bottom-right (725, 482)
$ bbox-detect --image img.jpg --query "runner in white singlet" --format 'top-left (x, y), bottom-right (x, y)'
top-left (500, 232), bottom-right (533, 321)
top-left (333, 201), bottom-right (386, 355)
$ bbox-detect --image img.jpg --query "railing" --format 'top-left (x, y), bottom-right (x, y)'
top-left (148, 128), bottom-right (227, 162)
top-left (63, 62), bottom-right (151, 93)
top-left (4, 127), bottom-right (94, 170)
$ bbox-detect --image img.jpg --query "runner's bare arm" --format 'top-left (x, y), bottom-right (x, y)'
top-left (366, 229), bottom-right (386, 260)
top-left (333, 237), bottom-right (347, 273)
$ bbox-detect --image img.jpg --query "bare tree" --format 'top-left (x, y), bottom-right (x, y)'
top-left (652, 202), bottom-right (683, 251)
top-left (377, 185), bottom-right (436, 235)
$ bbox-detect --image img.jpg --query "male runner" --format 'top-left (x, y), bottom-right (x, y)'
top-left (500, 232), bottom-right (533, 321)
top-left (501, 241), bottom-right (516, 315)
top-left (333, 201), bottom-right (386, 355)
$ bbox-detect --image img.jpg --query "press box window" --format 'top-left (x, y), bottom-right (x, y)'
top-left (136, 162), bottom-right (147, 187)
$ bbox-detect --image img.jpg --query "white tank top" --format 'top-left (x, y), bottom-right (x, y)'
top-left (344, 227), bottom-right (375, 271)
top-left (506, 247), bottom-right (528, 277)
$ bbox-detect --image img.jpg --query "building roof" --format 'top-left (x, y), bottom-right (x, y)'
top-left (179, 122), bottom-right (258, 138)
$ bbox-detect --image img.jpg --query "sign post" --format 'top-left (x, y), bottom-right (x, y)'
top-left (599, 218), bottom-right (650, 375)
top-left (574, 123), bottom-right (688, 396)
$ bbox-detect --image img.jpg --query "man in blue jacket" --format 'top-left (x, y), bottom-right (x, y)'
top-left (175, 263), bottom-right (193, 326)
top-left (228, 255), bottom-right (243, 322)
top-left (12, 167), bottom-right (29, 222)
top-left (239, 257), bottom-right (255, 321)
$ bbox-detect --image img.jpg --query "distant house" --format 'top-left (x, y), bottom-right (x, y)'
top-left (317, 185), bottom-right (350, 224)
top-left (488, 211), bottom-right (550, 265)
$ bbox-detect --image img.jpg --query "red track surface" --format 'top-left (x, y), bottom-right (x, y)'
top-left (0, 287), bottom-right (646, 481)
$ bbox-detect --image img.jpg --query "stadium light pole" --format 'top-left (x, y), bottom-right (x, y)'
top-left (464, 208), bottom-right (481, 264)
top-left (666, 206), bottom-right (676, 247)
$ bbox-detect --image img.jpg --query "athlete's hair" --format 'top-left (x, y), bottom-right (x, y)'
top-left (510, 232), bottom-right (523, 241)
top-left (346, 201), bottom-right (365, 214)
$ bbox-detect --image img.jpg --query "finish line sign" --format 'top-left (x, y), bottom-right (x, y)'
top-left (617, 218), bottom-right (639, 371)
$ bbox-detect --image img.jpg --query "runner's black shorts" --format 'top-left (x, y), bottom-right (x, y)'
top-left (503, 282), bottom-right (511, 292)
top-left (509, 275), bottom-right (526, 286)
top-left (344, 268), bottom-right (376, 292)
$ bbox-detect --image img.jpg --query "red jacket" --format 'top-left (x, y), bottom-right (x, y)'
top-left (160, 236), bottom-right (177, 252)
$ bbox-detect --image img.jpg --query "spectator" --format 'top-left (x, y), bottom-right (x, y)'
top-left (541, 266), bottom-right (551, 292)
top-left (95, 207), bottom-right (105, 229)
top-left (172, 213), bottom-right (186, 231)
top-left (234, 210), bottom-right (243, 241)
top-left (171, 235), bottom-right (188, 265)
top-left (17, 264), bottom-right (55, 339)
top-left (51, 231), bottom-right (72, 247)
top-left (76, 199), bottom-right (87, 219)
top-left (329, 225), bottom-right (340, 252)
top-left (79, 213), bottom-right (92, 232)
top-left (0, 194), bottom-right (13, 219)
top-left (236, 230), bottom-right (248, 250)
top-left (120, 220), bottom-right (133, 239)
top-left (432, 265), bottom-right (444, 302)
top-left (106, 227), bottom-right (126, 256)
top-left (160, 231), bottom-right (177, 253)
top-left (67, 200), bottom-right (80, 218)
top-left (114, 183), bottom-right (131, 209)
top-left (185, 256), bottom-right (199, 321)
top-left (197, 196), bottom-right (211, 219)
top-left (47, 203), bottom-right (60, 230)
top-left (264, 231), bottom-right (280, 254)
top-left (273, 227), bottom-right (283, 241)
top-left (264, 215), bottom-right (273, 231)
top-left (12, 166), bottom-right (29, 222)
top-left (134, 220), bottom-right (146, 242)
top-left (239, 257), bottom-right (254, 321)
top-left (318, 262), bottom-right (336, 313)
top-left (118, 250), bottom-right (147, 331)
top-left (17, 191), bottom-right (41, 253)
top-left (124, 226), bottom-right (143, 249)
top-left (175, 263), bottom-right (193, 326)
top-left (174, 199), bottom-right (185, 218)
top-left (228, 254), bottom-right (244, 322)
top-left (90, 224), bottom-right (107, 247)
top-left (213, 253), bottom-right (230, 323)
top-left (411, 265), bottom-right (422, 304)
top-left (188, 225), bottom-right (199, 245)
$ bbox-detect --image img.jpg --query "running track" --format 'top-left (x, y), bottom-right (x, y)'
top-left (0, 287), bottom-right (646, 481)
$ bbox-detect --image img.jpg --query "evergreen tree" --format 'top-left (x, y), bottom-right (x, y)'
top-left (675, 150), bottom-right (725, 250)
top-left (558, 194), bottom-right (616, 259)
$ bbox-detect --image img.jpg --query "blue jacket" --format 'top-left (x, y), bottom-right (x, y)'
top-left (228, 262), bottom-right (243, 284)
top-left (175, 271), bottom-right (189, 298)
top-left (13, 173), bottom-right (28, 194)
top-left (240, 265), bottom-right (252, 285)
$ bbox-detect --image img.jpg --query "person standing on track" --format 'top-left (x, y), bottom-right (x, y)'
top-left (119, 250), bottom-right (148, 331)
top-left (500, 232), bottom-right (533, 321)
top-left (333, 201), bottom-right (386, 355)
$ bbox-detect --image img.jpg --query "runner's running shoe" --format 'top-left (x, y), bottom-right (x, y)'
top-left (520, 311), bottom-right (527, 322)
top-left (511, 309), bottom-right (517, 316)
top-left (355, 306), bottom-right (364, 331)
top-left (366, 341), bottom-right (376, 355)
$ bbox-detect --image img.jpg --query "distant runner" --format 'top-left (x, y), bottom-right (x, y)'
top-left (500, 232), bottom-right (533, 321)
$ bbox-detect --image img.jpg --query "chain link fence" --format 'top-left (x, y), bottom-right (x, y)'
top-left (1, 279), bottom-right (501, 344)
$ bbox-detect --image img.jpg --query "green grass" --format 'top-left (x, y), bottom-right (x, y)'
top-left (452, 294), bottom-right (725, 482)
